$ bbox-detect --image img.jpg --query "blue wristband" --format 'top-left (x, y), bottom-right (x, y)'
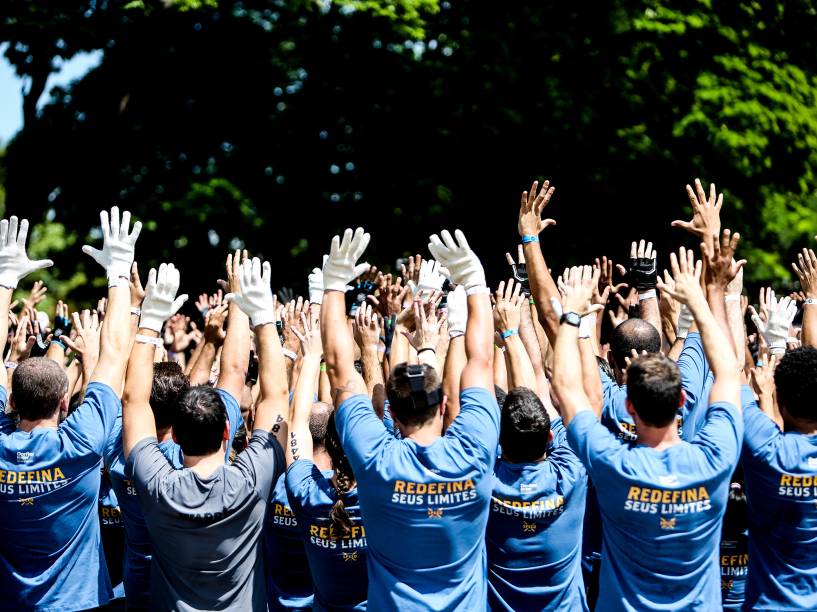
top-left (521, 235), bottom-right (539, 244)
top-left (501, 328), bottom-right (518, 339)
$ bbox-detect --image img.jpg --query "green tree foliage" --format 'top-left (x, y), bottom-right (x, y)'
top-left (1, 0), bottom-right (816, 308)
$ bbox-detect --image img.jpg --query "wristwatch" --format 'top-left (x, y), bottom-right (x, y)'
top-left (560, 312), bottom-right (581, 328)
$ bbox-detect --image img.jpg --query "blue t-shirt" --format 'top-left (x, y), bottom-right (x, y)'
top-left (264, 472), bottom-right (314, 610)
top-left (336, 387), bottom-right (500, 611)
top-left (720, 527), bottom-right (748, 609)
top-left (567, 398), bottom-right (742, 611)
top-left (99, 468), bottom-right (125, 590)
top-left (103, 387), bottom-right (241, 608)
top-left (742, 393), bottom-right (817, 610)
top-left (286, 460), bottom-right (368, 611)
top-left (0, 382), bottom-right (120, 611)
top-left (487, 417), bottom-right (588, 611)
top-left (601, 333), bottom-right (712, 442)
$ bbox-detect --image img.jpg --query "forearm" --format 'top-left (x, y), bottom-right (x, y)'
top-left (725, 297), bottom-right (746, 360)
top-left (519, 301), bottom-right (550, 399)
top-left (495, 346), bottom-right (508, 391)
top-left (417, 347), bottom-right (439, 373)
top-left (552, 323), bottom-right (587, 425)
top-left (254, 323), bottom-right (290, 435)
top-left (579, 338), bottom-right (603, 417)
top-left (390, 325), bottom-right (411, 367)
top-left (185, 339), bottom-right (206, 376)
top-left (442, 335), bottom-right (465, 429)
top-left (707, 285), bottom-right (737, 357)
top-left (286, 353), bottom-right (319, 464)
top-left (639, 295), bottom-right (663, 345)
top-left (504, 335), bottom-right (536, 390)
top-left (689, 291), bottom-right (738, 381)
top-left (122, 331), bottom-right (159, 457)
top-left (219, 303), bottom-right (250, 395)
top-left (802, 303), bottom-right (817, 349)
top-left (360, 345), bottom-right (384, 397)
top-left (320, 291), bottom-right (359, 394)
top-left (189, 342), bottom-right (218, 386)
top-left (0, 289), bottom-right (12, 389)
top-left (46, 341), bottom-right (66, 365)
top-left (524, 242), bottom-right (560, 344)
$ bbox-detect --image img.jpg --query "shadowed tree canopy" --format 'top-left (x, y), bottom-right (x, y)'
top-left (3, 0), bottom-right (817, 307)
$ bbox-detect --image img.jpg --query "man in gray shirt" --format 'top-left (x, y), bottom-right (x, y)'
top-left (124, 257), bottom-right (290, 610)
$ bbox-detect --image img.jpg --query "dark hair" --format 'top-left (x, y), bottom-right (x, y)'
top-left (500, 387), bottom-right (551, 463)
top-left (151, 362), bottom-right (189, 430)
top-left (722, 478), bottom-right (747, 540)
top-left (386, 362), bottom-right (442, 427)
top-left (326, 412), bottom-right (356, 538)
top-left (173, 386), bottom-right (227, 456)
top-left (494, 385), bottom-right (507, 408)
top-left (309, 402), bottom-right (332, 446)
top-left (597, 356), bottom-right (615, 382)
top-left (230, 423), bottom-right (248, 462)
top-left (626, 354), bottom-right (682, 427)
top-left (12, 357), bottom-right (69, 421)
top-left (611, 319), bottom-right (661, 369)
top-left (774, 347), bottom-right (817, 421)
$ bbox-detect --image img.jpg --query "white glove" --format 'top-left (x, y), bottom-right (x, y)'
top-left (417, 259), bottom-right (447, 295)
top-left (677, 304), bottom-right (694, 338)
top-left (322, 227), bottom-right (371, 292)
top-left (308, 255), bottom-right (328, 305)
top-left (753, 294), bottom-right (797, 352)
top-left (0, 216), bottom-right (54, 289)
top-left (446, 285), bottom-right (468, 336)
top-left (226, 257), bottom-right (275, 326)
top-left (139, 263), bottom-right (188, 333)
top-left (427, 230), bottom-right (486, 292)
top-left (82, 206), bottom-right (142, 283)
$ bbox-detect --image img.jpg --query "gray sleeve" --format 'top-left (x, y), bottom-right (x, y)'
top-left (233, 429), bottom-right (284, 500)
top-left (127, 437), bottom-right (172, 502)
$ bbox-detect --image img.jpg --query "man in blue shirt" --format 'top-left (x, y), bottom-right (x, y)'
top-left (0, 208), bottom-right (140, 610)
top-left (487, 387), bottom-right (589, 611)
top-left (552, 241), bottom-right (743, 611)
top-left (322, 227), bottom-right (498, 610)
top-left (742, 347), bottom-right (817, 610)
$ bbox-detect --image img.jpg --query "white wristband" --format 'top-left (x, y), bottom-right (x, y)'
top-left (130, 307), bottom-right (142, 316)
top-left (282, 348), bottom-right (297, 360)
top-left (135, 334), bottom-right (163, 347)
top-left (465, 285), bottom-right (490, 296)
top-left (449, 330), bottom-right (465, 339)
top-left (725, 294), bottom-right (741, 303)
top-left (805, 298), bottom-right (817, 305)
top-left (638, 290), bottom-right (657, 302)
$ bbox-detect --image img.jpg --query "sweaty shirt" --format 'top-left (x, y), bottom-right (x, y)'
top-left (567, 398), bottom-right (742, 611)
top-left (286, 460), bottom-right (368, 610)
top-left (264, 472), bottom-right (314, 610)
top-left (335, 387), bottom-right (500, 611)
top-left (0, 383), bottom-right (120, 611)
top-left (128, 429), bottom-right (284, 612)
top-left (487, 417), bottom-right (588, 611)
top-left (742, 390), bottom-right (817, 610)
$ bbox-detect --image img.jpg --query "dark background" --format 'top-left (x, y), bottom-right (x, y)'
top-left (2, 0), bottom-right (817, 308)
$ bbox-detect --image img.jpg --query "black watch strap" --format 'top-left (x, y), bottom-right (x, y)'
top-left (560, 312), bottom-right (581, 328)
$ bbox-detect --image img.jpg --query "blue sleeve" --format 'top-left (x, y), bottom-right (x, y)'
top-left (61, 382), bottom-right (121, 454)
top-left (285, 459), bottom-right (319, 513)
top-left (550, 417), bottom-right (568, 448)
top-left (566, 410), bottom-right (624, 478)
top-left (0, 387), bottom-right (14, 435)
top-left (691, 401), bottom-right (743, 471)
top-left (742, 402), bottom-right (781, 460)
top-left (445, 387), bottom-right (500, 466)
top-left (103, 411), bottom-right (124, 469)
top-left (599, 371), bottom-right (631, 437)
top-left (677, 332), bottom-right (710, 421)
top-left (218, 388), bottom-right (242, 461)
top-left (336, 394), bottom-right (391, 472)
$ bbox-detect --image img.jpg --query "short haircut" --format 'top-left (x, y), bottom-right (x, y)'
top-left (309, 402), bottom-right (332, 446)
top-left (173, 386), bottom-right (227, 456)
top-left (500, 387), bottom-right (551, 463)
top-left (774, 347), bottom-right (817, 421)
top-left (386, 363), bottom-right (442, 427)
top-left (12, 357), bottom-right (69, 421)
top-left (611, 319), bottom-right (661, 368)
top-left (151, 362), bottom-right (189, 430)
top-left (494, 386), bottom-right (507, 408)
top-left (626, 354), bottom-right (682, 427)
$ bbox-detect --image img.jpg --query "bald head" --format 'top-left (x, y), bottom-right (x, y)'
top-left (309, 402), bottom-right (333, 447)
top-left (12, 357), bottom-right (69, 421)
top-left (610, 319), bottom-right (661, 369)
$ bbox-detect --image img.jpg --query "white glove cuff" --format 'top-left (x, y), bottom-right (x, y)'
top-left (309, 290), bottom-right (323, 305)
top-left (465, 285), bottom-right (489, 296)
top-left (0, 273), bottom-right (18, 289)
top-left (251, 312), bottom-right (276, 327)
top-left (138, 315), bottom-right (164, 334)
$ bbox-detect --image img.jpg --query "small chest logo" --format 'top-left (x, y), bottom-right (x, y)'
top-left (16, 452), bottom-right (33, 464)
top-left (807, 457), bottom-right (817, 468)
top-left (520, 483), bottom-right (538, 494)
top-left (659, 517), bottom-right (677, 530)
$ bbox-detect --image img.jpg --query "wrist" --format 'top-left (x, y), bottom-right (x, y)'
top-left (520, 235), bottom-right (539, 244)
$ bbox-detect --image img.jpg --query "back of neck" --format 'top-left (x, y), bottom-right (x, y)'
top-left (405, 423), bottom-right (442, 446)
top-left (636, 423), bottom-right (681, 450)
top-left (18, 417), bottom-right (60, 433)
top-left (183, 449), bottom-right (225, 478)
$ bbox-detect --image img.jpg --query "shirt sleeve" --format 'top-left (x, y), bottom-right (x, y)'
top-left (127, 437), bottom-right (173, 502)
top-left (444, 387), bottom-right (501, 466)
top-left (218, 388), bottom-right (243, 453)
top-left (676, 332), bottom-right (711, 422)
top-left (233, 429), bottom-right (284, 500)
top-left (61, 382), bottom-right (121, 455)
top-left (567, 410), bottom-right (625, 477)
top-left (742, 401), bottom-right (781, 460)
top-left (549, 416), bottom-right (568, 448)
top-left (0, 387), bottom-right (14, 435)
top-left (691, 400), bottom-right (744, 471)
top-left (335, 394), bottom-right (392, 472)
top-left (285, 459), bottom-right (319, 513)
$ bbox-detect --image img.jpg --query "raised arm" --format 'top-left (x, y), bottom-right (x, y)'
top-left (658, 244), bottom-right (741, 408)
top-left (628, 239), bottom-right (662, 345)
top-left (494, 278), bottom-right (536, 390)
top-left (0, 216), bottom-right (54, 390)
top-left (286, 313), bottom-right (323, 465)
top-left (227, 257), bottom-right (289, 446)
top-left (441, 284), bottom-right (467, 426)
top-left (218, 251), bottom-right (251, 401)
top-left (321, 228), bottom-right (371, 406)
top-left (188, 303), bottom-right (227, 386)
top-left (793, 248), bottom-right (817, 349)
top-left (427, 229), bottom-right (492, 391)
top-left (123, 263), bottom-right (187, 457)
top-left (353, 303), bottom-right (386, 415)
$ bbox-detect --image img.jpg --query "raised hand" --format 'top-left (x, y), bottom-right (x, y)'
top-left (417, 259), bottom-right (447, 298)
top-left (323, 227), bottom-right (371, 292)
top-left (672, 178), bottom-right (723, 239)
top-left (623, 239), bottom-right (657, 293)
top-left (353, 303), bottom-right (381, 351)
top-left (506, 246), bottom-right (530, 294)
top-left (702, 229), bottom-right (746, 288)
top-left (203, 303), bottom-right (229, 345)
top-left (293, 311), bottom-right (323, 358)
top-left (402, 299), bottom-right (446, 353)
top-left (23, 280), bottom-right (48, 311)
top-left (428, 229), bottom-right (486, 291)
top-left (793, 248), bottom-right (817, 299)
top-left (0, 216), bottom-right (54, 289)
top-left (656, 247), bottom-right (704, 308)
top-left (554, 265), bottom-right (602, 317)
top-left (749, 292), bottom-right (797, 354)
top-left (62, 310), bottom-right (101, 363)
top-left (82, 206), bottom-right (142, 282)
top-left (518, 179), bottom-right (556, 237)
top-left (308, 255), bottom-right (328, 305)
top-left (139, 263), bottom-right (188, 333)
top-left (445, 284), bottom-right (467, 336)
top-left (494, 278), bottom-right (525, 333)
top-left (226, 257), bottom-right (275, 327)
top-left (401, 254), bottom-right (422, 288)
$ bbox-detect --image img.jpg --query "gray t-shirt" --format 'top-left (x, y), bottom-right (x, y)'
top-left (127, 429), bottom-right (283, 611)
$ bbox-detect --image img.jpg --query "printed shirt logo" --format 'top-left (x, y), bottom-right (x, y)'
top-left (391, 478), bottom-right (478, 507)
top-left (659, 517), bottom-right (676, 529)
top-left (522, 521), bottom-right (537, 533)
top-left (16, 452), bottom-right (33, 464)
top-left (520, 483), bottom-right (538, 494)
top-left (342, 552), bottom-right (359, 562)
top-left (778, 473), bottom-right (817, 498)
top-left (19, 497), bottom-right (34, 506)
top-left (427, 508), bottom-right (444, 518)
top-left (722, 579), bottom-right (734, 592)
top-left (808, 457), bottom-right (817, 468)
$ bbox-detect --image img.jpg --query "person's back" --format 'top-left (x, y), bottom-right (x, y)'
top-left (719, 476), bottom-right (748, 610)
top-left (742, 348), bottom-right (817, 610)
top-left (487, 388), bottom-right (588, 612)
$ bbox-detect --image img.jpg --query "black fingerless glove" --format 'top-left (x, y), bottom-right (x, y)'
top-left (628, 256), bottom-right (657, 292)
top-left (510, 262), bottom-right (530, 294)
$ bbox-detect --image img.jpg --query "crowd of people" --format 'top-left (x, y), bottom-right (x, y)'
top-left (0, 178), bottom-right (815, 611)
